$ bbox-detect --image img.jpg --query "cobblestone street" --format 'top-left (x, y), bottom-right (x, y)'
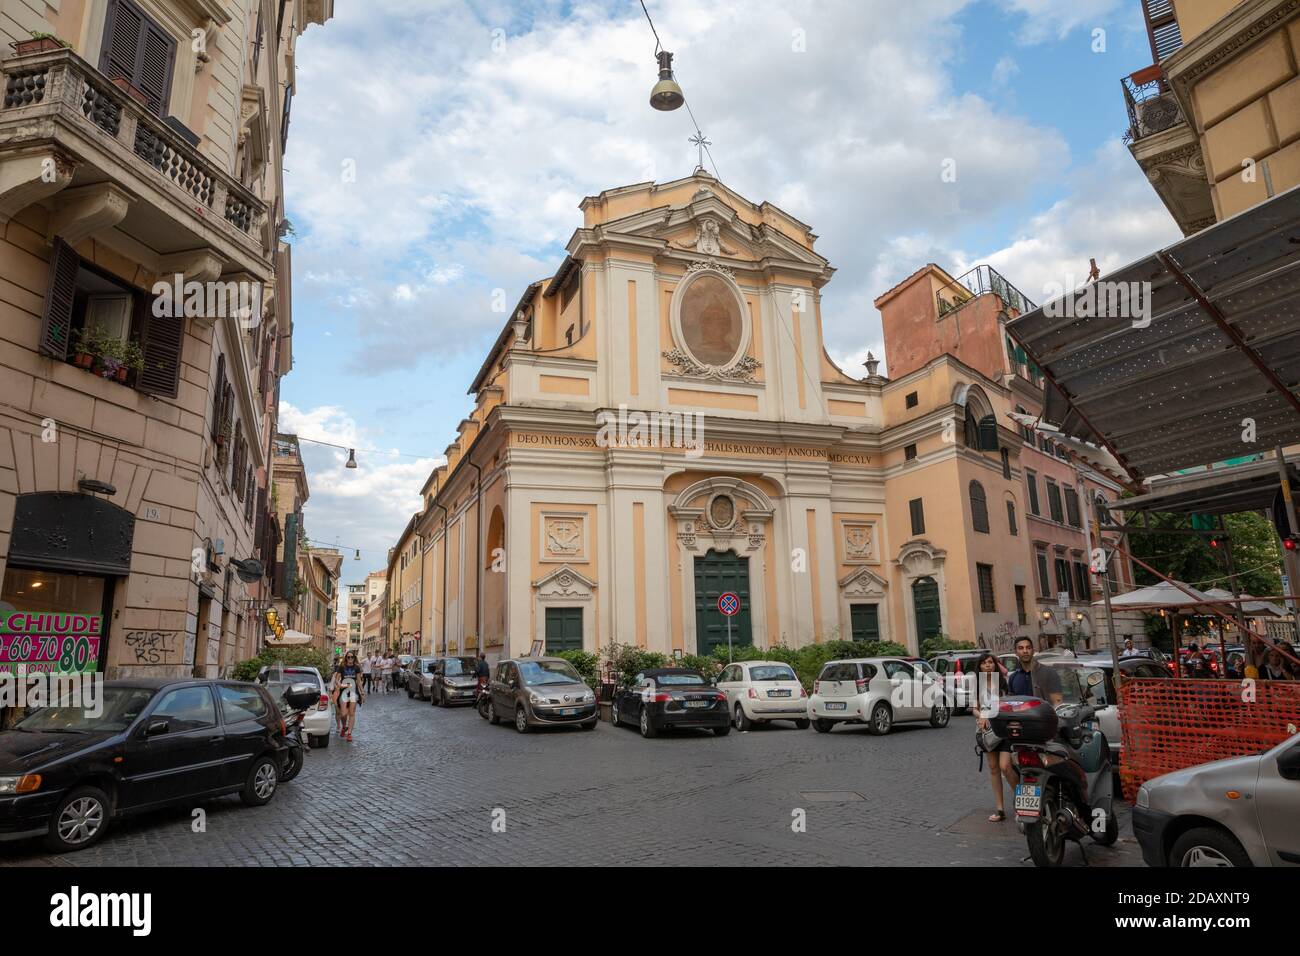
top-left (0, 691), bottom-right (1144, 867)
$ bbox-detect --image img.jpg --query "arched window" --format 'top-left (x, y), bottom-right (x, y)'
top-left (1006, 498), bottom-right (1018, 536)
top-left (963, 404), bottom-right (980, 448)
top-left (485, 506), bottom-right (505, 569)
top-left (970, 480), bottom-right (989, 533)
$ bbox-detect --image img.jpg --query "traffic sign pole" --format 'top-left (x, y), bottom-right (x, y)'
top-left (717, 591), bottom-right (740, 663)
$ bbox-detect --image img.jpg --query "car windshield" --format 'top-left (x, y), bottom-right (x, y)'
top-left (653, 672), bottom-right (706, 686)
top-left (518, 660), bottom-right (583, 685)
top-left (14, 686), bottom-right (157, 733)
top-left (444, 658), bottom-right (476, 677)
top-left (1031, 660), bottom-right (1090, 705)
top-left (750, 665), bottom-right (796, 681)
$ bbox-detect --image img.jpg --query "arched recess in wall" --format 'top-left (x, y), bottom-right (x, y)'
top-left (485, 506), bottom-right (505, 570)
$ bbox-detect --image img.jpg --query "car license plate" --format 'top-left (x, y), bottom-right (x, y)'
top-left (768, 689), bottom-right (791, 698)
top-left (1014, 784), bottom-right (1042, 818)
top-left (559, 708), bottom-right (577, 716)
top-left (825, 701), bottom-right (846, 711)
top-left (685, 700), bottom-right (710, 709)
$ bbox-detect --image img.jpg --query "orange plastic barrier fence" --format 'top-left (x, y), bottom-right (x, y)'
top-left (1118, 678), bottom-right (1300, 802)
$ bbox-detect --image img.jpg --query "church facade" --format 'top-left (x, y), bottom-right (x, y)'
top-left (411, 171), bottom-right (1088, 660)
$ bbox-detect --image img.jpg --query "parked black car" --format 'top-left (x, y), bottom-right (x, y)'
top-left (0, 678), bottom-right (289, 853)
top-left (611, 668), bottom-right (730, 738)
top-left (481, 658), bottom-right (598, 732)
top-left (430, 656), bottom-right (480, 707)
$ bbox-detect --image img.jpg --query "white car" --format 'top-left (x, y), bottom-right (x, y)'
top-left (808, 657), bottom-right (950, 735)
top-left (715, 660), bottom-right (810, 730)
top-left (258, 664), bottom-right (333, 748)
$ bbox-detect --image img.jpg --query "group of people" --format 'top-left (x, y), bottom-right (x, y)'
top-left (326, 649), bottom-right (405, 742)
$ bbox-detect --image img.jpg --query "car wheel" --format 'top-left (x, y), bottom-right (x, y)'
top-left (813, 718), bottom-right (835, 733)
top-left (1170, 827), bottom-right (1251, 867)
top-left (309, 733), bottom-right (329, 749)
top-left (795, 718), bottom-right (811, 730)
top-left (514, 706), bottom-right (530, 734)
top-left (487, 699), bottom-right (500, 725)
top-left (929, 703), bottom-right (950, 728)
top-left (45, 785), bottom-right (111, 853)
top-left (713, 724), bottom-right (731, 737)
top-left (580, 718), bottom-right (598, 731)
top-left (240, 756), bottom-right (279, 807)
top-left (868, 702), bottom-right (892, 736)
top-left (733, 703), bottom-right (752, 731)
top-left (639, 706), bottom-right (658, 738)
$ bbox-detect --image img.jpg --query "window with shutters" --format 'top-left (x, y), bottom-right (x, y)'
top-left (1015, 586), bottom-right (1027, 626)
top-left (1036, 551), bottom-right (1051, 599)
top-left (1025, 469), bottom-right (1040, 515)
top-left (1074, 561), bottom-right (1091, 602)
top-left (969, 481), bottom-right (989, 534)
top-left (1141, 0), bottom-right (1182, 64)
top-left (38, 240), bottom-right (183, 397)
top-left (1047, 481), bottom-right (1064, 523)
top-left (1054, 556), bottom-right (1070, 597)
top-left (1064, 487), bottom-right (1081, 527)
top-left (909, 498), bottom-right (925, 536)
top-left (210, 353), bottom-right (226, 438)
top-left (99, 0), bottom-right (177, 116)
top-left (976, 563), bottom-right (995, 613)
top-left (1007, 499), bottom-right (1018, 536)
top-left (904, 443), bottom-right (917, 462)
top-left (1000, 448), bottom-right (1011, 479)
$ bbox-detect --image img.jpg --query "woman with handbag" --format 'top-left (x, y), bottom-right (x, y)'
top-left (332, 650), bottom-right (365, 742)
top-left (973, 652), bottom-right (1017, 822)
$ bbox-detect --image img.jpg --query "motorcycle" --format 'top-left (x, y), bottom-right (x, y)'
top-left (475, 675), bottom-right (492, 721)
top-left (999, 669), bottom-right (1117, 867)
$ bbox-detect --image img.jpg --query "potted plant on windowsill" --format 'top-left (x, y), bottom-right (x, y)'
top-left (12, 32), bottom-right (71, 55)
top-left (102, 340), bottom-right (144, 383)
top-left (70, 326), bottom-right (97, 369)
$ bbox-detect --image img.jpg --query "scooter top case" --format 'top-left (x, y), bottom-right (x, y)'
top-left (990, 697), bottom-right (1058, 744)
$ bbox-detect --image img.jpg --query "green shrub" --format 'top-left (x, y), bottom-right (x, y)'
top-left (677, 653), bottom-right (719, 677)
top-left (919, 633), bottom-right (975, 659)
top-left (229, 646), bottom-right (334, 682)
top-left (554, 649), bottom-right (600, 690)
top-left (601, 642), bottom-right (670, 687)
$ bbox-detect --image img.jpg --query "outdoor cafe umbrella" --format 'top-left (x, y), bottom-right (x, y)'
top-left (1093, 581), bottom-right (1217, 673)
top-left (265, 628), bottom-right (313, 647)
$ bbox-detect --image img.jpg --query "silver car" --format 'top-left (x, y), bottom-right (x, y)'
top-left (429, 656), bottom-right (480, 707)
top-left (1133, 733), bottom-right (1300, 866)
top-left (405, 656), bottom-right (439, 701)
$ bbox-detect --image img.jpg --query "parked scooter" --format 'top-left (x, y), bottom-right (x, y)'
top-left (994, 670), bottom-right (1116, 867)
top-left (475, 675), bottom-right (492, 721)
top-left (277, 683), bottom-right (320, 783)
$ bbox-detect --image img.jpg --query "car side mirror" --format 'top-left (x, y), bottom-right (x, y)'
top-left (1278, 744), bottom-right (1300, 781)
top-left (144, 719), bottom-right (170, 738)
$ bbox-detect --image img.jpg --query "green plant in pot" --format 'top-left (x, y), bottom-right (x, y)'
top-left (70, 325), bottom-right (98, 369)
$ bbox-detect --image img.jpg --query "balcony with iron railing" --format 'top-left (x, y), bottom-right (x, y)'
top-left (1121, 65), bottom-right (1186, 144)
top-left (0, 47), bottom-right (270, 277)
top-left (937, 263), bottom-right (1037, 318)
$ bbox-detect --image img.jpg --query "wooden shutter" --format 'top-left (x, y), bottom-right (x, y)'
top-left (38, 238), bottom-right (80, 359)
top-left (138, 301), bottom-right (184, 397)
top-left (969, 481), bottom-right (989, 533)
top-left (210, 352), bottom-right (225, 437)
top-left (100, 0), bottom-right (175, 116)
top-left (255, 486), bottom-right (267, 548)
top-left (100, 0), bottom-right (143, 83)
top-left (136, 20), bottom-right (175, 115)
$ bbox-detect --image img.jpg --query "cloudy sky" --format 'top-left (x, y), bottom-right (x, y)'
top-left (279, 0), bottom-right (1181, 589)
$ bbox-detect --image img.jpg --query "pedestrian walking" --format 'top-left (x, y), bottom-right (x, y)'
top-left (332, 650), bottom-right (365, 742)
top-left (361, 652), bottom-right (374, 693)
top-left (973, 652), bottom-right (1017, 822)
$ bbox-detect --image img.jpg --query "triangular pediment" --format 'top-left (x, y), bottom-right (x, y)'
top-left (589, 189), bottom-right (828, 270)
top-left (838, 565), bottom-right (888, 596)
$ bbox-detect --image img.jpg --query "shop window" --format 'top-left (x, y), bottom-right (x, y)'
top-left (0, 567), bottom-right (109, 675)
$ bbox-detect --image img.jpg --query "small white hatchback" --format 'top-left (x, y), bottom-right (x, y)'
top-left (715, 660), bottom-right (810, 730)
top-left (807, 657), bottom-right (951, 735)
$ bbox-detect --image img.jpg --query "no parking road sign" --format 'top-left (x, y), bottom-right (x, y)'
top-left (718, 592), bottom-right (740, 617)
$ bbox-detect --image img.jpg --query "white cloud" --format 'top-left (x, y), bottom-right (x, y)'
top-left (995, 0), bottom-right (1124, 44)
top-left (277, 401), bottom-right (442, 562)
